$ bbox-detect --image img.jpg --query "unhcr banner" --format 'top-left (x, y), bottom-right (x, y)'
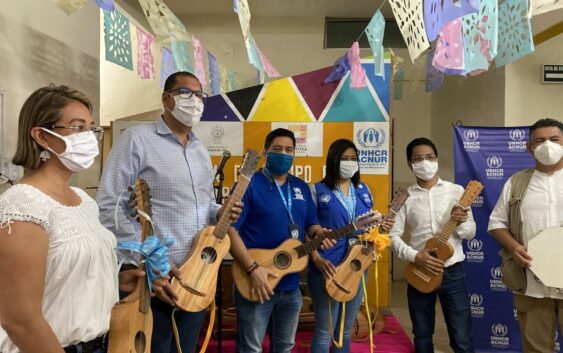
top-left (453, 126), bottom-right (562, 352)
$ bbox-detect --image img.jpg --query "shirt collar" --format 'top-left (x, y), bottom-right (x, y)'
top-left (410, 177), bottom-right (445, 191)
top-left (155, 115), bottom-right (198, 142)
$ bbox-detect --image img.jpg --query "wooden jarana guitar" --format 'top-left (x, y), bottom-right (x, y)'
top-left (232, 211), bottom-right (382, 302)
top-left (404, 180), bottom-right (484, 293)
top-left (171, 150), bottom-right (259, 312)
top-left (108, 179), bottom-right (153, 353)
top-left (326, 189), bottom-right (410, 302)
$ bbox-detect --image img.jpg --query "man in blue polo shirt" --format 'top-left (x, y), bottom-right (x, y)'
top-left (229, 128), bottom-right (331, 353)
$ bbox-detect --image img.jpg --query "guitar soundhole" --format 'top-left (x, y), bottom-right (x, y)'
top-left (201, 247), bottom-right (218, 264)
top-left (134, 331), bottom-right (147, 352)
top-left (274, 251), bottom-right (291, 269)
top-left (350, 259), bottom-right (362, 272)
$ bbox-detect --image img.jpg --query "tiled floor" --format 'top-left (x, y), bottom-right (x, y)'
top-left (389, 280), bottom-right (451, 353)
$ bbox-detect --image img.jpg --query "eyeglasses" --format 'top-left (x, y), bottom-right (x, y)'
top-left (44, 125), bottom-right (104, 141)
top-left (410, 154), bottom-right (437, 163)
top-left (168, 87), bottom-right (208, 102)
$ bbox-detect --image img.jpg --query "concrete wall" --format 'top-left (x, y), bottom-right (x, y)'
top-left (0, 0), bottom-right (100, 192)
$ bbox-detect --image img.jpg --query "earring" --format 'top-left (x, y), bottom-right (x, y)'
top-left (40, 150), bottom-right (51, 162)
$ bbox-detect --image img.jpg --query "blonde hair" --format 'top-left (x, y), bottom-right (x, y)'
top-left (12, 84), bottom-right (92, 170)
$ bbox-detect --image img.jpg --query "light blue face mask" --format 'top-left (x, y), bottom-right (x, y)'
top-left (266, 152), bottom-right (294, 176)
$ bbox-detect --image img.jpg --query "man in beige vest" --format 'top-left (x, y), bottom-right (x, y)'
top-left (488, 118), bottom-right (563, 353)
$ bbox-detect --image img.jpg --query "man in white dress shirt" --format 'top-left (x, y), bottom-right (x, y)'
top-left (389, 137), bottom-right (476, 353)
top-left (488, 118), bottom-right (563, 353)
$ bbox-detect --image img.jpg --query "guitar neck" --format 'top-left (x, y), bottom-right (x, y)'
top-left (436, 219), bottom-right (461, 244)
top-left (138, 217), bottom-right (153, 314)
top-left (295, 223), bottom-right (357, 257)
top-left (213, 175), bottom-right (251, 239)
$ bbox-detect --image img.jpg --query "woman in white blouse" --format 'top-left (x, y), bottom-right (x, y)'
top-left (0, 85), bottom-right (142, 353)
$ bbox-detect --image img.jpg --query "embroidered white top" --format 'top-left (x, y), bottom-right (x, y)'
top-left (0, 184), bottom-right (118, 353)
top-left (389, 178), bottom-right (476, 267)
top-left (488, 168), bottom-right (563, 299)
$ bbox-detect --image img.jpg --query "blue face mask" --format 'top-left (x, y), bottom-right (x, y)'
top-left (266, 152), bottom-right (294, 176)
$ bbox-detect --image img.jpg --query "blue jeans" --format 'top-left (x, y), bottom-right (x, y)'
top-left (151, 297), bottom-right (207, 353)
top-left (234, 287), bottom-right (302, 353)
top-left (307, 270), bottom-right (365, 353)
top-left (407, 262), bottom-right (474, 353)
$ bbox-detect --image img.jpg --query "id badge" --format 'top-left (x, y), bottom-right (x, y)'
top-left (289, 223), bottom-right (300, 239)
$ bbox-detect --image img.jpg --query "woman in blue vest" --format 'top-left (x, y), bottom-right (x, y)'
top-left (308, 139), bottom-right (392, 353)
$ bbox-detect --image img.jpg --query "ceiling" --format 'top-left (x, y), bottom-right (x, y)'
top-left (123, 0), bottom-right (395, 19)
top-left (121, 0), bottom-right (563, 35)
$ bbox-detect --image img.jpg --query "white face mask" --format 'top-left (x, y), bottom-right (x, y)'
top-left (41, 128), bottom-right (99, 172)
top-left (169, 95), bottom-right (204, 127)
top-left (533, 140), bottom-right (563, 166)
top-left (339, 160), bottom-right (359, 179)
top-left (412, 160), bottom-right (439, 180)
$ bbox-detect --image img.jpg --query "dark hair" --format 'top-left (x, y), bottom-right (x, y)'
top-left (529, 118), bottom-right (563, 139)
top-left (406, 137), bottom-right (438, 161)
top-left (322, 139), bottom-right (360, 189)
top-left (163, 71), bottom-right (201, 92)
top-left (13, 84), bottom-right (92, 170)
top-left (264, 128), bottom-right (296, 149)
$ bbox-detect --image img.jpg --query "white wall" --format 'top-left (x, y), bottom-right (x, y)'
top-left (99, 2), bottom-right (164, 126)
top-left (505, 33), bottom-right (563, 126)
top-left (0, 0), bottom-right (100, 191)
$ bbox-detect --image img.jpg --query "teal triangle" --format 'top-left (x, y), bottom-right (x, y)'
top-left (322, 75), bottom-right (387, 122)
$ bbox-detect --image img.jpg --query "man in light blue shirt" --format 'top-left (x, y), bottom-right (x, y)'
top-left (97, 71), bottom-right (240, 353)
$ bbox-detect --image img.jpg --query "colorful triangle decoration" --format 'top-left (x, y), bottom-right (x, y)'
top-left (292, 66), bottom-right (340, 121)
top-left (202, 94), bottom-right (243, 122)
top-left (362, 61), bottom-right (392, 114)
top-left (321, 73), bottom-right (388, 122)
top-left (226, 84), bottom-right (264, 120)
top-left (249, 78), bottom-right (313, 122)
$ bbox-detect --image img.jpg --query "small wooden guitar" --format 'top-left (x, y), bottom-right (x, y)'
top-left (326, 189), bottom-right (410, 302)
top-left (108, 179), bottom-right (153, 353)
top-left (171, 150), bottom-right (259, 312)
top-left (404, 180), bottom-right (484, 293)
top-left (232, 211), bottom-right (382, 302)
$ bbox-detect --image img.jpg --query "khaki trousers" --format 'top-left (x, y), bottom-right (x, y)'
top-left (513, 294), bottom-right (563, 353)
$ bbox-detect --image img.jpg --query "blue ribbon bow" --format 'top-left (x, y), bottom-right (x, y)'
top-left (116, 236), bottom-right (174, 291)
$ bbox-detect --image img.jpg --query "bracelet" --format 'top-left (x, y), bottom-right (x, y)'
top-left (246, 261), bottom-right (259, 275)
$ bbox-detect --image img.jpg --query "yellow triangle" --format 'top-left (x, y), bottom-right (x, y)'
top-left (250, 78), bottom-right (313, 122)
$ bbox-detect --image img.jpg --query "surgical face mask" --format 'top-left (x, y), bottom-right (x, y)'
top-left (534, 140), bottom-right (563, 165)
top-left (266, 152), bottom-right (294, 176)
top-left (412, 160), bottom-right (439, 180)
top-left (339, 160), bottom-right (359, 179)
top-left (41, 128), bottom-right (99, 172)
top-left (169, 95), bottom-right (204, 127)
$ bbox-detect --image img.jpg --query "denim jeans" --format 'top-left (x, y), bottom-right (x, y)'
top-left (407, 262), bottom-right (474, 353)
top-left (151, 297), bottom-right (207, 353)
top-left (307, 270), bottom-right (365, 353)
top-left (234, 287), bottom-right (302, 353)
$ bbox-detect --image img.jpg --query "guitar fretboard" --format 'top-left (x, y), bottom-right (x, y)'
top-left (138, 197), bottom-right (153, 314)
top-left (213, 175), bottom-right (251, 238)
top-left (294, 223), bottom-right (357, 258)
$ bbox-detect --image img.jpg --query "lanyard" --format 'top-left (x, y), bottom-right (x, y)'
top-left (334, 183), bottom-right (356, 222)
top-left (264, 168), bottom-right (295, 224)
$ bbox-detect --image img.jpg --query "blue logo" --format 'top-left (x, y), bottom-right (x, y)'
top-left (509, 129), bottom-right (526, 141)
top-left (464, 129), bottom-right (479, 141)
top-left (491, 323), bottom-right (508, 337)
top-left (357, 128), bottom-right (385, 148)
top-left (487, 156), bottom-right (503, 169)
